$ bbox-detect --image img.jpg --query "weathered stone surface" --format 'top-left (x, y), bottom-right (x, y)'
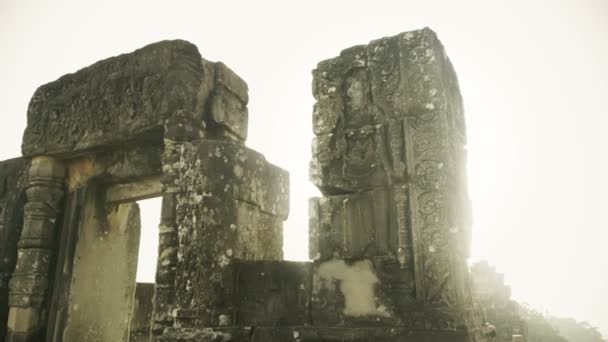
top-left (6, 157), bottom-right (65, 342)
top-left (311, 259), bottom-right (396, 327)
top-left (152, 140), bottom-right (182, 335)
top-left (0, 158), bottom-right (28, 339)
top-left (208, 87), bottom-right (248, 142)
top-left (22, 40), bottom-right (252, 157)
top-left (233, 260), bottom-right (311, 326)
top-left (62, 200), bottom-right (141, 342)
top-left (310, 27), bottom-right (471, 310)
top-left (308, 27), bottom-right (477, 341)
top-left (214, 62), bottom-right (249, 104)
top-left (310, 27), bottom-right (465, 195)
top-left (251, 327), bottom-right (469, 342)
top-left (69, 142), bottom-right (163, 185)
top-left (309, 188), bottom-right (401, 260)
top-left (197, 139), bottom-right (289, 220)
top-left (207, 62), bottom-right (249, 141)
top-left (22, 40), bottom-right (206, 156)
top-left (173, 196), bottom-right (284, 327)
top-left (0, 30), bottom-right (491, 342)
top-left (160, 326), bottom-right (469, 342)
top-left (370, 257), bottom-right (416, 323)
top-left (310, 258), bottom-right (464, 329)
top-left (170, 139), bottom-right (287, 328)
top-left (129, 283), bottom-right (155, 342)
top-left (105, 176), bottom-right (162, 204)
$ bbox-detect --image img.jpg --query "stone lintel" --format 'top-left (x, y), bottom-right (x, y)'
top-left (22, 40), bottom-right (252, 157)
top-left (22, 40), bottom-right (206, 157)
top-left (105, 176), bottom-right (162, 204)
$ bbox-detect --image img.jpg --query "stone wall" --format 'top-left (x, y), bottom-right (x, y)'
top-left (130, 283), bottom-right (155, 342)
top-left (1, 38), bottom-right (290, 342)
top-left (0, 29), bottom-right (490, 342)
top-left (160, 27), bottom-right (482, 342)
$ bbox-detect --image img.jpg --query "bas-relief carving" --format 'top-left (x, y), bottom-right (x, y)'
top-left (0, 29), bottom-right (484, 342)
top-left (310, 28), bottom-right (475, 336)
top-left (23, 40), bottom-right (206, 157)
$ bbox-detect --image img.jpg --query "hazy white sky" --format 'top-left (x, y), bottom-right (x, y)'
top-left (1, 0), bottom-right (607, 337)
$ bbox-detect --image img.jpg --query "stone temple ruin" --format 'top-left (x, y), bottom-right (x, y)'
top-left (0, 28), bottom-right (524, 341)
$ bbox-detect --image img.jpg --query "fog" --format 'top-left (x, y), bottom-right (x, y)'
top-left (1, 0), bottom-right (607, 337)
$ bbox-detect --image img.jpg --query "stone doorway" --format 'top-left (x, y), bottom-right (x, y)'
top-left (58, 177), bottom-right (161, 342)
top-left (130, 197), bottom-right (161, 342)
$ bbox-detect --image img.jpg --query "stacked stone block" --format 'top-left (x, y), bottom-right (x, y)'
top-left (309, 28), bottom-right (475, 334)
top-left (0, 30), bottom-right (486, 342)
top-left (158, 56), bottom-right (290, 336)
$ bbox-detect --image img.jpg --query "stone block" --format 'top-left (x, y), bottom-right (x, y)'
top-left (169, 138), bottom-right (289, 328)
top-left (232, 260), bottom-right (312, 326)
top-left (197, 139), bottom-right (289, 219)
top-left (310, 27), bottom-right (465, 194)
top-left (208, 86), bottom-right (248, 141)
top-left (310, 29), bottom-right (472, 320)
top-left (309, 188), bottom-right (397, 260)
top-left (22, 40), bottom-right (208, 156)
top-left (173, 199), bottom-right (284, 326)
top-left (311, 257), bottom-right (447, 328)
top-left (105, 176), bottom-right (161, 204)
top-left (309, 128), bottom-right (389, 194)
top-left (129, 283), bottom-right (155, 342)
top-left (311, 259), bottom-right (398, 327)
top-left (312, 45), bottom-right (368, 135)
top-left (214, 62), bottom-right (248, 104)
top-left (207, 62), bottom-right (249, 142)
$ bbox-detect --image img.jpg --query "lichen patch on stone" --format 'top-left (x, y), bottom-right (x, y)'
top-left (317, 259), bottom-right (390, 318)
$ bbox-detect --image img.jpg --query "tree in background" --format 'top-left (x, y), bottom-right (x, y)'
top-left (547, 316), bottom-right (605, 342)
top-left (519, 303), bottom-right (605, 342)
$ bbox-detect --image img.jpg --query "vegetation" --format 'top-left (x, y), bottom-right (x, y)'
top-left (547, 316), bottom-right (605, 342)
top-left (518, 303), bottom-right (605, 342)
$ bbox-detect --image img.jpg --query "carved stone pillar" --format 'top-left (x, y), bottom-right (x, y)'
top-left (6, 156), bottom-right (65, 341)
top-left (309, 28), bottom-right (474, 333)
top-left (151, 138), bottom-right (181, 337)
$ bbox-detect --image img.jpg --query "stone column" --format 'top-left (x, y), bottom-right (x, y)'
top-left (151, 139), bottom-right (181, 337)
top-left (152, 62), bottom-right (288, 341)
top-left (6, 156), bottom-right (65, 342)
top-left (309, 28), bottom-right (472, 330)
